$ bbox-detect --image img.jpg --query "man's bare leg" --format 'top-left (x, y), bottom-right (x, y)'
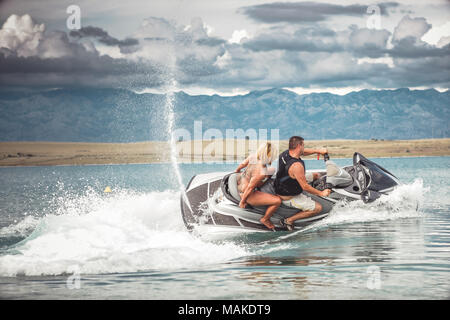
top-left (285, 202), bottom-right (323, 226)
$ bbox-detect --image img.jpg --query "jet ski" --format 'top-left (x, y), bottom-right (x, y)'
top-left (180, 153), bottom-right (400, 232)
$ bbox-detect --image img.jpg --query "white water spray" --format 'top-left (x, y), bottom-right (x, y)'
top-left (164, 78), bottom-right (185, 193)
top-left (0, 189), bottom-right (249, 276)
top-left (269, 179), bottom-right (427, 242)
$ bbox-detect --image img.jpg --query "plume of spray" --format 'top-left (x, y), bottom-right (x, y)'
top-left (161, 44), bottom-right (190, 209)
top-left (165, 78), bottom-right (184, 191)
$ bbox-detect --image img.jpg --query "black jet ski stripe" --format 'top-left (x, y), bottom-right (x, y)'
top-left (209, 179), bottom-right (222, 197)
top-left (212, 212), bottom-right (240, 226)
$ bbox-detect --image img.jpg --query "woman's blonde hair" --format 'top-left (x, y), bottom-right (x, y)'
top-left (257, 142), bottom-right (278, 165)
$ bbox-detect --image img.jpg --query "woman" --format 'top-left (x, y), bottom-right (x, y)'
top-left (235, 142), bottom-right (281, 231)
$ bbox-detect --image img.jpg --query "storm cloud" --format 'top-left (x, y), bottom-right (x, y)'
top-left (240, 1), bottom-right (399, 24)
top-left (0, 14), bottom-right (165, 88)
top-left (69, 26), bottom-right (139, 48)
top-left (242, 26), bottom-right (342, 52)
top-left (0, 5), bottom-right (448, 92)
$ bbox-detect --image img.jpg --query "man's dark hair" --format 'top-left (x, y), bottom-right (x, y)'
top-left (289, 136), bottom-right (304, 150)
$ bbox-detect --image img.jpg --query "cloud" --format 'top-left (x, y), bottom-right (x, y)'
top-left (69, 26), bottom-right (139, 53)
top-left (0, 11), bottom-right (448, 92)
top-left (389, 40), bottom-right (449, 58)
top-left (229, 30), bottom-right (250, 44)
top-left (187, 14), bottom-right (449, 91)
top-left (437, 36), bottom-right (450, 48)
top-left (392, 15), bottom-right (431, 44)
top-left (138, 16), bottom-right (178, 41)
top-left (0, 51), bottom-right (168, 89)
top-left (422, 21), bottom-right (450, 46)
top-left (241, 24), bottom-right (392, 58)
top-left (350, 27), bottom-right (391, 49)
top-left (3, 14), bottom-right (229, 89)
top-left (239, 17), bottom-right (449, 63)
top-left (0, 14), bottom-right (100, 59)
top-left (124, 16), bottom-right (227, 85)
top-left (349, 27), bottom-right (392, 58)
top-left (0, 14), bottom-right (166, 88)
top-left (240, 1), bottom-right (399, 24)
top-left (387, 16), bottom-right (449, 59)
top-left (242, 26), bottom-right (342, 52)
top-left (0, 14), bottom-right (44, 57)
top-left (0, 14), bottom-right (228, 89)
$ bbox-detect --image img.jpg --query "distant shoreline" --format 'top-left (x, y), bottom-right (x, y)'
top-left (0, 138), bottom-right (449, 167)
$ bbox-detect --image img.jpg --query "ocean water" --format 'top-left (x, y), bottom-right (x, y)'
top-left (0, 156), bottom-right (449, 300)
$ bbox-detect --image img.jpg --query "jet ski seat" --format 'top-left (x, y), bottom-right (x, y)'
top-left (325, 160), bottom-right (353, 187)
top-left (227, 173), bottom-right (241, 201)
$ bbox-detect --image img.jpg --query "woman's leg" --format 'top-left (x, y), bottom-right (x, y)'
top-left (246, 191), bottom-right (281, 230)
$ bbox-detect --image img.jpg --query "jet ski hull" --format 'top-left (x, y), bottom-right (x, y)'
top-left (180, 172), bottom-right (334, 232)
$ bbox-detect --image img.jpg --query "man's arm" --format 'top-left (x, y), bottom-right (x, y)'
top-left (290, 162), bottom-right (331, 197)
top-left (303, 147), bottom-right (328, 157)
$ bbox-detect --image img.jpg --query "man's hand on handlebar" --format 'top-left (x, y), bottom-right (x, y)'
top-left (318, 148), bottom-right (328, 155)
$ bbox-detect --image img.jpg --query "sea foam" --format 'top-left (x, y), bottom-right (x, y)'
top-left (0, 189), bottom-right (248, 276)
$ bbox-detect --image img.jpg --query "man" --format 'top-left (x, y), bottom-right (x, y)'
top-left (275, 136), bottom-right (331, 231)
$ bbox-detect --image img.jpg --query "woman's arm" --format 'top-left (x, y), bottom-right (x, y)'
top-left (263, 166), bottom-right (276, 177)
top-left (235, 156), bottom-right (250, 173)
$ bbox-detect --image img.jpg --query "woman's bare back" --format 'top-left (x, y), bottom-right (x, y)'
top-left (237, 156), bottom-right (266, 193)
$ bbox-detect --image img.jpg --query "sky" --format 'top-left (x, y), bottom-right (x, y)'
top-left (0, 0), bottom-right (449, 95)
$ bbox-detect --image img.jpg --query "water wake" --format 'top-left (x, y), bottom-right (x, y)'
top-left (0, 189), bottom-right (248, 277)
top-left (269, 179), bottom-right (427, 242)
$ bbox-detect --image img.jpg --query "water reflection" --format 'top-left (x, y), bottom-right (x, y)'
top-left (228, 218), bottom-right (426, 292)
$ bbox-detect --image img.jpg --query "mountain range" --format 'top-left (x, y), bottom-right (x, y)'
top-left (0, 87), bottom-right (448, 142)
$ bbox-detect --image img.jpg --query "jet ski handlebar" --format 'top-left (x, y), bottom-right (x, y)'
top-left (317, 152), bottom-right (330, 161)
